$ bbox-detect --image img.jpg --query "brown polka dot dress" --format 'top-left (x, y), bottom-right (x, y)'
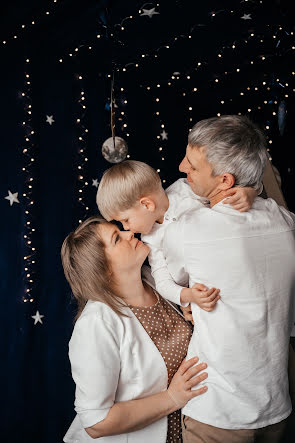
top-left (129, 291), bottom-right (192, 443)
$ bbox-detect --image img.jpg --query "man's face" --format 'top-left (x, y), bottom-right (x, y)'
top-left (179, 145), bottom-right (221, 199)
top-left (112, 202), bottom-right (157, 235)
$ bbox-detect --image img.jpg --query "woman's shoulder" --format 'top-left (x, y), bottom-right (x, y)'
top-left (77, 299), bottom-right (126, 327)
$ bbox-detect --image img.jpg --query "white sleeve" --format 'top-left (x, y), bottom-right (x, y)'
top-left (69, 313), bottom-right (120, 428)
top-left (145, 227), bottom-right (189, 306)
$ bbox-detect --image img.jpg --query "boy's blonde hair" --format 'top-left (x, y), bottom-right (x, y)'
top-left (96, 160), bottom-right (162, 220)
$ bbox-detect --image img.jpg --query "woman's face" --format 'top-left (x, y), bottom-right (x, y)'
top-left (98, 223), bottom-right (150, 276)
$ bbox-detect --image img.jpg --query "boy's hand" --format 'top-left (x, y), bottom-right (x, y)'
top-left (181, 284), bottom-right (220, 312)
top-left (222, 187), bottom-right (258, 212)
top-left (191, 283), bottom-right (220, 312)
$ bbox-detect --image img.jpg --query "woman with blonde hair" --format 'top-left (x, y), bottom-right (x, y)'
top-left (61, 215), bottom-right (208, 443)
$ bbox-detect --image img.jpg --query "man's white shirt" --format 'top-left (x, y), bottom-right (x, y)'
top-left (163, 197), bottom-right (295, 429)
top-left (142, 178), bottom-right (209, 305)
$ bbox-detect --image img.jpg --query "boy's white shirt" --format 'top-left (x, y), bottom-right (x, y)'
top-left (141, 178), bottom-right (209, 306)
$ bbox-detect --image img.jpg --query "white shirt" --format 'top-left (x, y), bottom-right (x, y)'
top-left (164, 197), bottom-right (295, 429)
top-left (142, 178), bottom-right (209, 305)
top-left (63, 275), bottom-right (184, 443)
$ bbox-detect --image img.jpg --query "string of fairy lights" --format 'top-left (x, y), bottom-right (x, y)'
top-left (54, 1), bottom-right (294, 182)
top-left (2, 0), bottom-right (60, 47)
top-left (5, 0), bottom-right (294, 303)
top-left (76, 74), bottom-right (91, 224)
top-left (21, 58), bottom-right (37, 303)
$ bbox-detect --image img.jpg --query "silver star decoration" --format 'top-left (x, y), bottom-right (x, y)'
top-left (241, 14), bottom-right (251, 20)
top-left (31, 310), bottom-right (44, 325)
top-left (46, 115), bottom-right (55, 125)
top-left (140, 8), bottom-right (160, 18)
top-left (160, 130), bottom-right (168, 140)
top-left (5, 190), bottom-right (20, 206)
top-left (92, 179), bottom-right (99, 187)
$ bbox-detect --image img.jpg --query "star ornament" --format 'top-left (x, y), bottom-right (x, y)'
top-left (5, 190), bottom-right (20, 206)
top-left (46, 115), bottom-right (55, 125)
top-left (140, 8), bottom-right (160, 18)
top-left (32, 310), bottom-right (44, 325)
top-left (241, 13), bottom-right (252, 20)
top-left (92, 179), bottom-right (99, 188)
top-left (160, 130), bottom-right (168, 140)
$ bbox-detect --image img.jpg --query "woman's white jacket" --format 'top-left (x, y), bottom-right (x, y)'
top-left (64, 275), bottom-right (181, 443)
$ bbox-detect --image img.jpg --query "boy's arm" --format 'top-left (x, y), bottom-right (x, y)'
top-left (146, 244), bottom-right (220, 309)
top-left (222, 186), bottom-right (261, 212)
top-left (147, 244), bottom-right (190, 306)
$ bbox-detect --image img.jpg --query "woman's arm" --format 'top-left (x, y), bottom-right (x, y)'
top-left (85, 357), bottom-right (208, 438)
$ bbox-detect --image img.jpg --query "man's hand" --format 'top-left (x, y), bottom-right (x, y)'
top-left (222, 187), bottom-right (258, 212)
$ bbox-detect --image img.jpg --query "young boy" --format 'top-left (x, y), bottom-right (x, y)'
top-left (96, 160), bottom-right (258, 309)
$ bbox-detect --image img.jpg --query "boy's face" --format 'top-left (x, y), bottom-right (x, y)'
top-left (112, 201), bottom-right (157, 235)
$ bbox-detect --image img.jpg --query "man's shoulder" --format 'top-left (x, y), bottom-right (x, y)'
top-left (165, 178), bottom-right (191, 198)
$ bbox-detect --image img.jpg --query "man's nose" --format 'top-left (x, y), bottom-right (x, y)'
top-left (179, 157), bottom-right (188, 173)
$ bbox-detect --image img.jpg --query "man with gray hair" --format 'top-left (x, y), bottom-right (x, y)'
top-left (161, 116), bottom-right (295, 442)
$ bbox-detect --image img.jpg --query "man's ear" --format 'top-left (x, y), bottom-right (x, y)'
top-left (218, 173), bottom-right (235, 191)
top-left (139, 196), bottom-right (156, 212)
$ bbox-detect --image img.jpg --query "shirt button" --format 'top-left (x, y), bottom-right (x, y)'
top-left (165, 215), bottom-right (169, 220)
top-left (172, 217), bottom-right (176, 221)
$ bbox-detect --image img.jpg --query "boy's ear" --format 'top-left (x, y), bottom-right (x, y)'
top-left (218, 173), bottom-right (235, 191)
top-left (139, 196), bottom-right (156, 212)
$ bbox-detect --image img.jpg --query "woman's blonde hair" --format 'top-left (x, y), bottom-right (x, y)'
top-left (96, 160), bottom-right (162, 220)
top-left (61, 216), bottom-right (128, 319)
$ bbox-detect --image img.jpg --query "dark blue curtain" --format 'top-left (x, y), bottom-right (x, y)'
top-left (1, 1), bottom-right (295, 442)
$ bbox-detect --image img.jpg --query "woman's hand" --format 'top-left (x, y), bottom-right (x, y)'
top-left (167, 356), bottom-right (208, 409)
top-left (222, 186), bottom-right (258, 212)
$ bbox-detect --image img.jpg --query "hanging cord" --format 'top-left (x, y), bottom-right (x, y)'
top-left (110, 71), bottom-right (116, 150)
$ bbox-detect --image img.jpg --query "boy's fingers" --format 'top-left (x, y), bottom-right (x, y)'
top-left (192, 283), bottom-right (208, 291)
top-left (223, 194), bottom-right (242, 205)
top-left (197, 288), bottom-right (220, 300)
top-left (203, 291), bottom-right (220, 303)
top-left (193, 287), bottom-right (215, 297)
top-left (232, 204), bottom-right (249, 212)
top-left (223, 188), bottom-right (236, 197)
top-left (203, 299), bottom-right (220, 310)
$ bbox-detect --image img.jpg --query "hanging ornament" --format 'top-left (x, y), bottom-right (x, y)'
top-left (277, 100), bottom-right (287, 136)
top-left (102, 72), bottom-right (128, 163)
top-left (102, 136), bottom-right (128, 163)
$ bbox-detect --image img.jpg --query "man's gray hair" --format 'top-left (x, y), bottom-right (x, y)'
top-left (188, 115), bottom-right (268, 189)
